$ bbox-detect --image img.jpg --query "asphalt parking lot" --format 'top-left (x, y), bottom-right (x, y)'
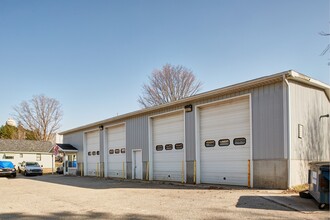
top-left (0, 175), bottom-right (328, 220)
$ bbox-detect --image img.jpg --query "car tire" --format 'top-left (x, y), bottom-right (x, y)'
top-left (18, 168), bottom-right (21, 173)
top-left (24, 171), bottom-right (27, 176)
top-left (12, 173), bottom-right (16, 178)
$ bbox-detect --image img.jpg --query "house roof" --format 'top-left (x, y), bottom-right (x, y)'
top-left (54, 144), bottom-right (78, 152)
top-left (59, 70), bottom-right (330, 135)
top-left (0, 139), bottom-right (53, 153)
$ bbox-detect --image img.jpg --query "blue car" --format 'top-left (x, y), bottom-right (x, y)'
top-left (0, 161), bottom-right (16, 178)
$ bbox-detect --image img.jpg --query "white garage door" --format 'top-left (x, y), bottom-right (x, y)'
top-left (106, 124), bottom-right (126, 178)
top-left (86, 130), bottom-right (100, 176)
top-left (199, 96), bottom-right (250, 186)
top-left (152, 111), bottom-right (184, 182)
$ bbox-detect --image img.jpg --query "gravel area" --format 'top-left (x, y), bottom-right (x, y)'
top-left (0, 175), bottom-right (328, 219)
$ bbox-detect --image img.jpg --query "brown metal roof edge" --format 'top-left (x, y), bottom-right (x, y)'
top-left (59, 70), bottom-right (329, 135)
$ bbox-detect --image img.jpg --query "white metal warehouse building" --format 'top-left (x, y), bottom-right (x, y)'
top-left (60, 70), bottom-right (330, 189)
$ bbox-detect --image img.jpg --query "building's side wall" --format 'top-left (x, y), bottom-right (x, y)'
top-left (290, 81), bottom-right (330, 187)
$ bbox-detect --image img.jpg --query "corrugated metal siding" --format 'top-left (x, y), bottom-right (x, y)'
top-left (125, 105), bottom-right (183, 163)
top-left (63, 132), bottom-right (84, 164)
top-left (125, 116), bottom-right (148, 162)
top-left (252, 82), bottom-right (284, 159)
top-left (185, 111), bottom-right (195, 161)
top-left (289, 81), bottom-right (330, 186)
top-left (290, 81), bottom-right (330, 160)
top-left (188, 82), bottom-right (284, 160)
top-left (63, 82), bottom-right (286, 177)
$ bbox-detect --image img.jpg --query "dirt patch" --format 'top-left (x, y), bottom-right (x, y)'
top-left (282, 184), bottom-right (309, 194)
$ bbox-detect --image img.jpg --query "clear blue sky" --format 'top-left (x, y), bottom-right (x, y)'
top-left (0, 0), bottom-right (329, 131)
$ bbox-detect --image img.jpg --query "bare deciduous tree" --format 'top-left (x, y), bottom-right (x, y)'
top-left (138, 64), bottom-right (202, 108)
top-left (13, 95), bottom-right (63, 141)
top-left (320, 31), bottom-right (330, 56)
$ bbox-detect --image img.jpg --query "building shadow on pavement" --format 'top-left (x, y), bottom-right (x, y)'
top-left (0, 211), bottom-right (167, 220)
top-left (11, 174), bottom-right (248, 191)
top-left (236, 195), bottom-right (326, 212)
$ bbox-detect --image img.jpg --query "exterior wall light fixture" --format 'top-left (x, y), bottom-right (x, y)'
top-left (184, 104), bottom-right (193, 112)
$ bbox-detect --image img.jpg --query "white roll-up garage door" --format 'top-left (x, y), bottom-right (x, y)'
top-left (152, 111), bottom-right (184, 182)
top-left (106, 124), bottom-right (126, 178)
top-left (199, 96), bottom-right (250, 186)
top-left (86, 130), bottom-right (100, 176)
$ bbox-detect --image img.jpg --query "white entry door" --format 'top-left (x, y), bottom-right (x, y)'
top-left (132, 150), bottom-right (142, 180)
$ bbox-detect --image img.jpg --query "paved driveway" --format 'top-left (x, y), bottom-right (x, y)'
top-left (0, 175), bottom-right (328, 219)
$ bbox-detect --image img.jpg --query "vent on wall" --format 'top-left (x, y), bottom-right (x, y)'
top-left (298, 124), bottom-right (304, 139)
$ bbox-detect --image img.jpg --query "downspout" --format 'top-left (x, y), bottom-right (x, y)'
top-left (283, 75), bottom-right (291, 188)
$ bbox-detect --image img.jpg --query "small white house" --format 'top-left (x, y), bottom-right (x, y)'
top-left (0, 139), bottom-right (55, 173)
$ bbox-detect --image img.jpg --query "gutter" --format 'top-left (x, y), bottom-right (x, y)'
top-left (283, 75), bottom-right (292, 188)
top-left (287, 70), bottom-right (330, 101)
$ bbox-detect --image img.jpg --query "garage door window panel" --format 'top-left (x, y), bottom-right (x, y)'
top-left (156, 145), bottom-right (163, 151)
top-left (233, 138), bottom-right (247, 146)
top-left (219, 139), bottom-right (230, 147)
top-left (205, 140), bottom-right (216, 147)
top-left (175, 143), bottom-right (183, 150)
top-left (165, 144), bottom-right (173, 150)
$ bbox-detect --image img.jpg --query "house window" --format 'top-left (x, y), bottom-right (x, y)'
top-left (3, 154), bottom-right (14, 159)
top-left (233, 138), bottom-right (246, 146)
top-left (20, 153), bottom-right (23, 158)
top-left (36, 154), bottom-right (41, 161)
top-left (219, 139), bottom-right (230, 147)
top-left (156, 145), bottom-right (163, 151)
top-left (175, 143), bottom-right (184, 150)
top-left (205, 140), bottom-right (216, 147)
top-left (165, 144), bottom-right (173, 150)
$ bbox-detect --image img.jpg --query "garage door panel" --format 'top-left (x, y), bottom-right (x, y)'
top-left (86, 131), bottom-right (100, 176)
top-left (152, 112), bottom-right (184, 182)
top-left (201, 149), bottom-right (249, 160)
top-left (200, 97), bottom-right (250, 186)
top-left (106, 124), bottom-right (126, 178)
top-left (202, 174), bottom-right (248, 186)
top-left (153, 170), bottom-right (182, 181)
